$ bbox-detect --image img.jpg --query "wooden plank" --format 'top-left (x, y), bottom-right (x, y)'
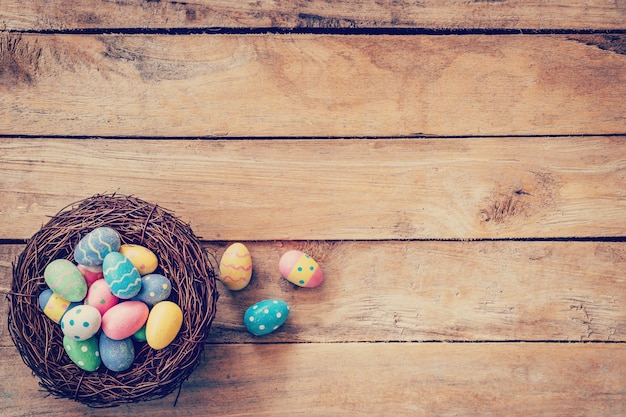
top-left (1, 343), bottom-right (624, 416)
top-left (1, 137), bottom-right (625, 240)
top-left (1, 33), bottom-right (625, 137)
top-left (1, 0), bottom-right (625, 31)
top-left (2, 240), bottom-right (625, 346)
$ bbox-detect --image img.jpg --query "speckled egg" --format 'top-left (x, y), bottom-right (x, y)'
top-left (38, 289), bottom-right (80, 324)
top-left (132, 274), bottom-right (171, 306)
top-left (61, 305), bottom-right (102, 341)
top-left (219, 242), bottom-right (253, 291)
top-left (103, 252), bottom-right (142, 299)
top-left (84, 278), bottom-right (119, 316)
top-left (74, 227), bottom-right (121, 267)
top-left (77, 264), bottom-right (104, 287)
top-left (279, 250), bottom-right (323, 288)
top-left (101, 300), bottom-right (149, 341)
top-left (119, 244), bottom-right (158, 276)
top-left (244, 299), bottom-right (290, 336)
top-left (44, 259), bottom-right (88, 302)
top-left (99, 333), bottom-right (135, 372)
top-left (64, 335), bottom-right (101, 372)
top-left (145, 301), bottom-right (183, 350)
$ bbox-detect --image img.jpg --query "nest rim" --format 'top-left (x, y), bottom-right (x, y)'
top-left (7, 193), bottom-right (218, 407)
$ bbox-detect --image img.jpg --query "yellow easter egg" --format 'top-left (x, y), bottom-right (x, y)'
top-left (145, 301), bottom-right (183, 350)
top-left (219, 243), bottom-right (252, 291)
top-left (119, 244), bottom-right (158, 275)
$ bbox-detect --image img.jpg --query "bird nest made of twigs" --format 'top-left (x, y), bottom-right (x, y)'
top-left (7, 194), bottom-right (219, 407)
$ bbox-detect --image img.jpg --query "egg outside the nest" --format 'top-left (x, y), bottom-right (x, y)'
top-left (219, 242), bottom-right (253, 291)
top-left (279, 250), bottom-right (324, 288)
top-left (244, 299), bottom-right (290, 336)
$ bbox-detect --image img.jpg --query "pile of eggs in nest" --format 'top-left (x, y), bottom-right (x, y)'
top-left (38, 227), bottom-right (182, 372)
top-left (219, 243), bottom-right (323, 336)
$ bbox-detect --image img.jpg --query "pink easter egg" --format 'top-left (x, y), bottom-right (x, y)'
top-left (101, 301), bottom-right (149, 341)
top-left (77, 264), bottom-right (104, 287)
top-left (84, 279), bottom-right (119, 316)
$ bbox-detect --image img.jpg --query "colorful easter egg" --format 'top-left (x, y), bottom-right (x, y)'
top-left (103, 252), bottom-right (142, 299)
top-left (44, 259), bottom-right (88, 302)
top-left (279, 250), bottom-right (323, 288)
top-left (38, 289), bottom-right (80, 324)
top-left (119, 244), bottom-right (158, 275)
top-left (63, 335), bottom-right (101, 372)
top-left (146, 301), bottom-right (183, 350)
top-left (99, 334), bottom-right (135, 372)
top-left (84, 279), bottom-right (119, 316)
top-left (101, 301), bottom-right (149, 340)
top-left (74, 227), bottom-right (121, 267)
top-left (132, 324), bottom-right (147, 343)
top-left (77, 264), bottom-right (104, 287)
top-left (219, 243), bottom-right (253, 291)
top-left (132, 274), bottom-right (171, 306)
top-left (244, 299), bottom-right (290, 336)
top-left (61, 305), bottom-right (102, 341)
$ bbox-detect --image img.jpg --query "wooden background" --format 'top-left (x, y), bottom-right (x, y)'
top-left (1, 1), bottom-right (625, 416)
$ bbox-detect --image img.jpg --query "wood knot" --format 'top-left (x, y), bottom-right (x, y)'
top-left (0, 33), bottom-right (42, 89)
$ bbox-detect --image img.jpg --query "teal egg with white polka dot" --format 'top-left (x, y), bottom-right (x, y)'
top-left (61, 305), bottom-right (101, 341)
top-left (244, 299), bottom-right (290, 336)
top-left (63, 335), bottom-right (101, 372)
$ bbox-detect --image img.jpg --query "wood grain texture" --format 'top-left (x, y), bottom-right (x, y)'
top-left (1, 343), bottom-right (624, 416)
top-left (2, 240), bottom-right (625, 346)
top-left (1, 0), bottom-right (625, 31)
top-left (1, 33), bottom-right (625, 137)
top-left (2, 137), bottom-right (625, 240)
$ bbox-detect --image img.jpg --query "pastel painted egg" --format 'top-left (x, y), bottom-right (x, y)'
top-left (219, 242), bottom-right (253, 291)
top-left (103, 252), bottom-right (142, 299)
top-left (38, 289), bottom-right (80, 324)
top-left (99, 334), bottom-right (135, 372)
top-left (101, 301), bottom-right (149, 340)
top-left (74, 227), bottom-right (121, 267)
top-left (279, 250), bottom-right (324, 288)
top-left (132, 274), bottom-right (172, 306)
top-left (64, 335), bottom-right (101, 372)
top-left (77, 264), bottom-right (104, 287)
top-left (44, 259), bottom-right (88, 302)
top-left (244, 299), bottom-right (290, 336)
top-left (84, 279), bottom-right (119, 316)
top-left (146, 301), bottom-right (183, 350)
top-left (119, 244), bottom-right (158, 276)
top-left (132, 324), bottom-right (147, 343)
top-left (61, 305), bottom-right (101, 341)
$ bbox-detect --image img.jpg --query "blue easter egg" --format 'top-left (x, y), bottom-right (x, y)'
top-left (244, 299), bottom-right (290, 336)
top-left (74, 227), bottom-right (121, 267)
top-left (132, 274), bottom-right (172, 306)
top-left (99, 333), bottom-right (135, 372)
top-left (103, 252), bottom-right (142, 299)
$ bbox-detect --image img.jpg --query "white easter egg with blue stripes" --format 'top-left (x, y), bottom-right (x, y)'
top-left (103, 252), bottom-right (142, 299)
top-left (74, 227), bottom-right (121, 266)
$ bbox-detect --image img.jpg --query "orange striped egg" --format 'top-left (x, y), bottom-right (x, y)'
top-left (219, 243), bottom-right (252, 291)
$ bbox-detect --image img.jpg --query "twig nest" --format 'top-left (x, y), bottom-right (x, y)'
top-left (7, 194), bottom-right (218, 407)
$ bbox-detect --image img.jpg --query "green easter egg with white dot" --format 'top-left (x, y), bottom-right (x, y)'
top-left (244, 299), bottom-right (290, 336)
top-left (63, 335), bottom-right (101, 372)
